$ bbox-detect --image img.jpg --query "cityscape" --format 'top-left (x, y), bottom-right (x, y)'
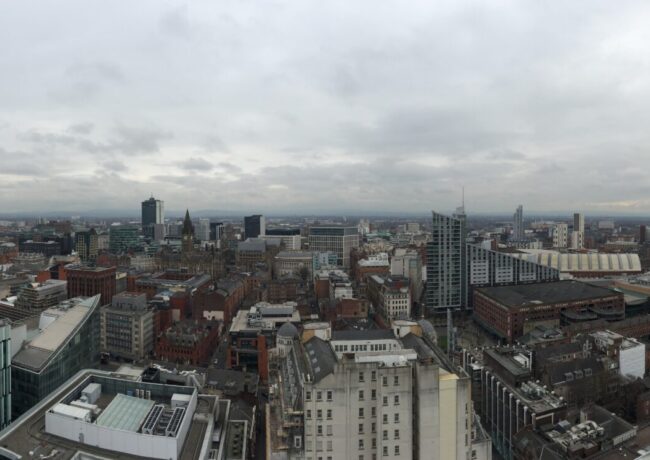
top-left (3, 1), bottom-right (650, 459)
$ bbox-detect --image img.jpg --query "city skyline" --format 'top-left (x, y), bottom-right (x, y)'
top-left (2, 1), bottom-right (650, 214)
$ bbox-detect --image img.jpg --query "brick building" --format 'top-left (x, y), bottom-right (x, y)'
top-left (66, 265), bottom-right (116, 305)
top-left (474, 280), bottom-right (624, 343)
top-left (155, 319), bottom-right (220, 366)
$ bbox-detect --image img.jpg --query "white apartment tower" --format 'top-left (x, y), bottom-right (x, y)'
top-left (572, 212), bottom-right (585, 249)
top-left (553, 223), bottom-right (569, 248)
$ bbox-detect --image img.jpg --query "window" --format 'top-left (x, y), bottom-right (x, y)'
top-left (383, 396), bottom-right (388, 406)
top-left (394, 395), bottom-right (399, 406)
top-left (394, 413), bottom-right (399, 423)
top-left (359, 390), bottom-right (365, 401)
top-left (306, 391), bottom-right (312, 401)
top-left (317, 409), bottom-right (322, 419)
top-left (394, 429), bottom-right (400, 440)
top-left (359, 372), bottom-right (365, 382)
top-left (394, 446), bottom-right (400, 456)
top-left (371, 407), bottom-right (376, 418)
top-left (358, 423), bottom-right (364, 434)
top-left (382, 376), bottom-right (388, 386)
top-left (383, 414), bottom-right (388, 423)
top-left (359, 439), bottom-right (364, 450)
top-left (372, 438), bottom-right (377, 449)
top-left (327, 409), bottom-right (332, 419)
top-left (371, 389), bottom-right (376, 400)
top-left (371, 371), bottom-right (376, 381)
top-left (327, 425), bottom-right (333, 436)
top-left (359, 456), bottom-right (364, 460)
top-left (307, 409), bottom-right (312, 419)
top-left (359, 408), bottom-right (364, 418)
top-left (317, 425), bottom-right (323, 436)
top-left (371, 422), bottom-right (376, 433)
top-left (327, 441), bottom-right (332, 451)
top-left (327, 391), bottom-right (332, 401)
top-left (383, 430), bottom-right (388, 440)
top-left (394, 376), bottom-right (399, 386)
top-left (383, 446), bottom-right (388, 457)
top-left (317, 391), bottom-right (323, 401)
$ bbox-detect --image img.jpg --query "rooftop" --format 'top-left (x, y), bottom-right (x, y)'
top-left (476, 280), bottom-right (620, 308)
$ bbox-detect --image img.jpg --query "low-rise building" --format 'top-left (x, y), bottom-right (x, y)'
top-left (14, 279), bottom-right (68, 311)
top-left (156, 319), bottom-right (220, 366)
top-left (367, 275), bottom-right (411, 321)
top-left (474, 280), bottom-right (625, 343)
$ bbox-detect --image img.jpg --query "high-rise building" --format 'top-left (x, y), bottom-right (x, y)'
top-left (244, 214), bottom-right (265, 239)
top-left (641, 224), bottom-right (647, 245)
top-left (426, 208), bottom-right (467, 312)
top-left (0, 320), bottom-right (11, 429)
top-left (512, 205), bottom-right (524, 240)
top-left (108, 224), bottom-right (140, 254)
top-left (572, 212), bottom-right (585, 249)
top-left (11, 295), bottom-right (102, 417)
top-left (552, 223), bottom-right (568, 248)
top-left (181, 209), bottom-right (195, 253)
top-left (66, 265), bottom-right (116, 305)
top-left (197, 218), bottom-right (210, 241)
top-left (74, 228), bottom-right (98, 262)
top-left (308, 226), bottom-right (360, 268)
top-left (209, 222), bottom-right (224, 241)
top-left (141, 196), bottom-right (164, 238)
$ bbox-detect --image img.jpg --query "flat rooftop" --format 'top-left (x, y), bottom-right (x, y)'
top-left (476, 280), bottom-right (619, 308)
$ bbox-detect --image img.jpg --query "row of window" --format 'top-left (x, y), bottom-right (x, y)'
top-left (307, 444), bottom-right (400, 459)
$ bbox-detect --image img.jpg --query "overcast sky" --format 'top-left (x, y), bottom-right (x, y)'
top-left (1, 1), bottom-right (650, 216)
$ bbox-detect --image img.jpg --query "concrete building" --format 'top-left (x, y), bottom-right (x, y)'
top-left (466, 244), bottom-right (560, 308)
top-left (274, 251), bottom-right (315, 278)
top-left (20, 239), bottom-right (62, 257)
top-left (552, 223), bottom-right (568, 248)
top-left (74, 228), bottom-right (98, 262)
top-left (66, 265), bottom-right (116, 305)
top-left (14, 279), bottom-right (68, 311)
top-left (0, 369), bottom-right (249, 460)
top-left (237, 238), bottom-right (280, 270)
top-left (11, 295), bottom-right (102, 417)
top-left (473, 280), bottom-right (625, 343)
top-left (228, 302), bottom-right (300, 382)
top-left (197, 218), bottom-right (211, 241)
top-left (513, 205), bottom-right (524, 240)
top-left (0, 320), bottom-right (11, 429)
top-left (572, 212), bottom-right (585, 249)
top-left (101, 292), bottom-right (154, 362)
top-left (426, 209), bottom-right (467, 312)
top-left (261, 234), bottom-right (302, 250)
top-left (308, 226), bottom-right (359, 269)
top-left (268, 323), bottom-right (489, 460)
top-left (142, 196), bottom-right (164, 238)
top-left (390, 249), bottom-right (423, 302)
top-left (244, 214), bottom-right (266, 239)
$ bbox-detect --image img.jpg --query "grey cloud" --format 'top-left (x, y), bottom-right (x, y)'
top-left (102, 160), bottom-right (128, 172)
top-left (201, 135), bottom-right (229, 153)
top-left (160, 5), bottom-right (191, 38)
top-left (179, 157), bottom-right (214, 171)
top-left (67, 123), bottom-right (95, 135)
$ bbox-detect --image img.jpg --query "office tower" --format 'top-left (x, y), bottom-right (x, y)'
top-left (641, 225), bottom-right (647, 244)
top-left (181, 209), bottom-right (194, 253)
top-left (209, 222), bottom-right (224, 241)
top-left (512, 205), bottom-right (524, 240)
top-left (101, 292), bottom-right (154, 361)
top-left (197, 218), bottom-right (210, 241)
top-left (141, 196), bottom-right (164, 238)
top-left (0, 320), bottom-right (11, 429)
top-left (552, 223), bottom-right (568, 248)
top-left (74, 228), bottom-right (98, 262)
top-left (308, 226), bottom-right (360, 268)
top-left (11, 295), bottom-right (101, 417)
top-left (244, 214), bottom-right (265, 239)
top-left (108, 224), bottom-right (140, 254)
top-left (426, 209), bottom-right (467, 312)
top-left (66, 265), bottom-right (116, 304)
